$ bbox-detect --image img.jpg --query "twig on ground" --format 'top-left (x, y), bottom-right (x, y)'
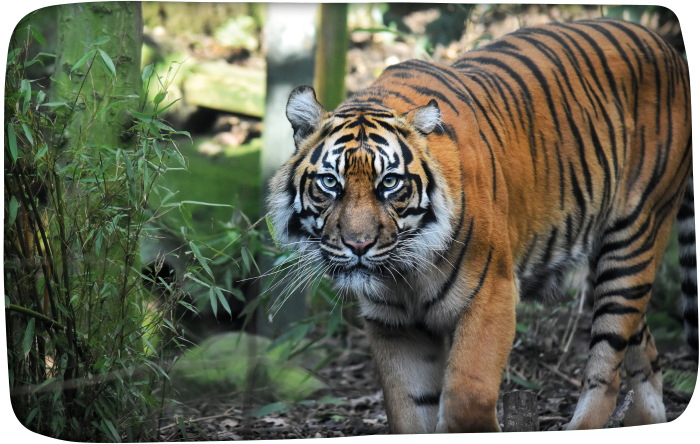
top-left (539, 361), bottom-right (581, 388)
top-left (159, 407), bottom-right (244, 432)
top-left (604, 390), bottom-right (635, 428)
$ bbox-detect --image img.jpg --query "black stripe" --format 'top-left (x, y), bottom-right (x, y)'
top-left (411, 85), bottom-right (460, 115)
top-left (541, 226), bottom-right (558, 266)
top-left (569, 162), bottom-right (587, 235)
top-left (681, 280), bottom-right (697, 296)
top-left (590, 333), bottom-right (628, 352)
top-left (628, 324), bottom-right (648, 346)
top-left (424, 216), bottom-right (473, 310)
top-left (479, 129), bottom-right (498, 200)
top-left (597, 283), bottom-right (652, 301)
top-left (677, 202), bottom-right (695, 220)
top-left (592, 303), bottom-right (640, 322)
top-left (412, 392), bottom-right (441, 406)
top-left (679, 255), bottom-right (696, 269)
top-left (517, 234), bottom-right (539, 275)
top-left (596, 258), bottom-right (653, 286)
top-left (485, 47), bottom-right (562, 141)
top-left (468, 248), bottom-right (494, 299)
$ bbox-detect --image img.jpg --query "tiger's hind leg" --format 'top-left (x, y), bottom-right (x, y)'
top-left (677, 176), bottom-right (698, 358)
top-left (621, 316), bottom-right (666, 426)
top-left (567, 189), bottom-right (686, 429)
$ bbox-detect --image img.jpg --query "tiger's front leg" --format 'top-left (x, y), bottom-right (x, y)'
top-left (435, 273), bottom-right (518, 433)
top-left (364, 319), bottom-right (448, 434)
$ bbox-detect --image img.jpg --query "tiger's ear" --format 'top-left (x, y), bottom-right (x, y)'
top-left (286, 86), bottom-right (327, 148)
top-left (404, 99), bottom-right (442, 135)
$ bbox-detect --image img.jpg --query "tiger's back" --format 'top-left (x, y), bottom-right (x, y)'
top-left (269, 18), bottom-right (694, 432)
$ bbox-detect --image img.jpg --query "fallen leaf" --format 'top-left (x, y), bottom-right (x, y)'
top-left (221, 418), bottom-right (239, 428)
top-left (262, 417), bottom-right (288, 427)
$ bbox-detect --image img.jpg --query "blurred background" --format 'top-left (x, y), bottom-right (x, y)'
top-left (7, 3), bottom-right (694, 441)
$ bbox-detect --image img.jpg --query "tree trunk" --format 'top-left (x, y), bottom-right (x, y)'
top-left (314, 3), bottom-right (348, 110)
top-left (48, 1), bottom-right (142, 414)
top-left (258, 3), bottom-right (318, 336)
top-left (51, 2), bottom-right (142, 151)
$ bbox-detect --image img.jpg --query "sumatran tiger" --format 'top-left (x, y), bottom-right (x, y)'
top-left (267, 18), bottom-right (696, 432)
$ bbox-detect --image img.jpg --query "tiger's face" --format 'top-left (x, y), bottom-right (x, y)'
top-left (268, 86), bottom-right (455, 296)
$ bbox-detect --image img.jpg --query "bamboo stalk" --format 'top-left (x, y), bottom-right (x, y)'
top-left (314, 3), bottom-right (348, 110)
top-left (7, 304), bottom-right (66, 330)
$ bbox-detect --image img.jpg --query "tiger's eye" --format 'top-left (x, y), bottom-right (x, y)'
top-left (322, 176), bottom-right (338, 189)
top-left (382, 176), bottom-right (398, 189)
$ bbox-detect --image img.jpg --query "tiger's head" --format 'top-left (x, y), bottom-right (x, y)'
top-left (267, 86), bottom-right (456, 297)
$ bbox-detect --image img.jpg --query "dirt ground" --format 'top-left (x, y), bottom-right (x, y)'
top-left (158, 301), bottom-right (696, 441)
top-left (155, 5), bottom-right (694, 441)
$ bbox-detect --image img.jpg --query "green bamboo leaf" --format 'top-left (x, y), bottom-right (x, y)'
top-left (189, 241), bottom-right (213, 278)
top-left (179, 203), bottom-right (193, 229)
top-left (177, 416), bottom-right (190, 442)
top-left (8, 196), bottom-right (19, 225)
top-left (103, 418), bottom-right (122, 443)
top-left (25, 408), bottom-right (39, 426)
top-left (230, 288), bottom-right (245, 302)
top-left (98, 49), bottom-right (117, 77)
top-left (20, 79), bottom-right (30, 115)
top-left (240, 247), bottom-right (250, 275)
top-left (209, 287), bottom-right (218, 318)
top-left (250, 402), bottom-right (288, 418)
top-left (155, 98), bottom-right (181, 116)
top-left (95, 55), bottom-right (112, 78)
top-left (31, 376), bottom-right (58, 395)
top-left (151, 119), bottom-right (174, 132)
top-left (95, 231), bottom-right (102, 255)
top-left (34, 144), bottom-right (48, 160)
top-left (153, 91), bottom-right (166, 105)
top-left (149, 122), bottom-right (162, 138)
top-left (143, 161), bottom-right (150, 193)
top-left (22, 123), bottom-right (34, 146)
top-left (35, 52), bottom-right (57, 59)
top-left (91, 36), bottom-right (110, 46)
top-left (141, 334), bottom-right (157, 355)
top-left (180, 200), bottom-right (234, 208)
top-left (29, 25), bottom-right (46, 46)
top-left (242, 247), bottom-right (260, 274)
top-left (24, 60), bottom-right (42, 69)
top-left (172, 130), bottom-right (192, 140)
top-left (122, 151), bottom-right (135, 180)
top-left (71, 49), bottom-right (96, 73)
top-left (131, 111), bottom-right (153, 122)
top-left (186, 419), bottom-right (210, 440)
top-left (39, 102), bottom-right (68, 107)
top-left (215, 287), bottom-right (231, 317)
top-left (36, 90), bottom-right (45, 106)
top-left (22, 318), bottom-right (35, 356)
top-left (96, 101), bottom-right (120, 118)
top-left (266, 216), bottom-right (281, 249)
top-left (153, 140), bottom-right (162, 159)
top-left (175, 151), bottom-right (187, 168)
top-left (142, 64), bottom-right (154, 82)
top-left (7, 123), bottom-right (17, 161)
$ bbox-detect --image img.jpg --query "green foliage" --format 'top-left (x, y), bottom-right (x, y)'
top-left (663, 369), bottom-right (696, 394)
top-left (168, 332), bottom-right (326, 404)
top-left (3, 28), bottom-right (200, 441)
top-left (215, 16), bottom-right (259, 51)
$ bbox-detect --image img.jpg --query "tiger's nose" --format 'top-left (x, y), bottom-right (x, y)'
top-left (343, 239), bottom-right (375, 256)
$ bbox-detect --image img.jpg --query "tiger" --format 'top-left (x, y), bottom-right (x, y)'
top-left (267, 18), bottom-right (696, 432)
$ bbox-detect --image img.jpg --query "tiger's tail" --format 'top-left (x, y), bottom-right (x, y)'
top-left (677, 175), bottom-right (698, 357)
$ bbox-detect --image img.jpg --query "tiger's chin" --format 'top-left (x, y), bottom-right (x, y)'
top-left (328, 266), bottom-right (389, 299)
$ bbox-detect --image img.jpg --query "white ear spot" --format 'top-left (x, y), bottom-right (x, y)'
top-left (408, 99), bottom-right (443, 135)
top-left (286, 86), bottom-right (326, 147)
